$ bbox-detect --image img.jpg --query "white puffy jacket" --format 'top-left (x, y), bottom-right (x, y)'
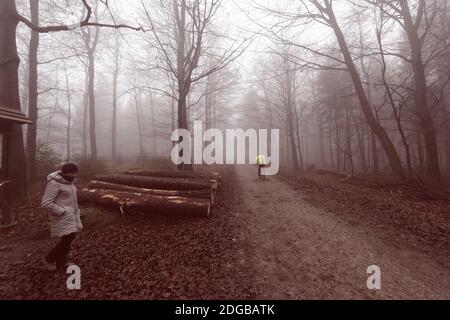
top-left (41, 171), bottom-right (83, 238)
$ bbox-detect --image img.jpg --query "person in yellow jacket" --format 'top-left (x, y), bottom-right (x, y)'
top-left (256, 154), bottom-right (266, 180)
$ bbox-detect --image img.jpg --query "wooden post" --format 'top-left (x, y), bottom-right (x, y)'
top-left (0, 128), bottom-right (6, 180)
top-left (0, 180), bottom-right (13, 227)
top-left (0, 126), bottom-right (14, 227)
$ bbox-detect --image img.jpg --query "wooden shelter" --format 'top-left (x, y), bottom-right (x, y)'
top-left (0, 106), bottom-right (31, 227)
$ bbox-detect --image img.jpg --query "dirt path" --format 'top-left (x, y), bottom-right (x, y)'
top-left (233, 165), bottom-right (450, 299)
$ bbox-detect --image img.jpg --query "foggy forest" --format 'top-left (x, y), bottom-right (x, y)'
top-left (0, 0), bottom-right (450, 301)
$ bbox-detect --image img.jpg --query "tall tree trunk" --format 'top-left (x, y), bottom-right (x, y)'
top-left (284, 59), bottom-right (299, 170)
top-left (318, 114), bottom-right (326, 168)
top-left (285, 130), bottom-right (290, 167)
top-left (328, 108), bottom-right (335, 169)
top-left (213, 90), bottom-right (217, 128)
top-left (83, 25), bottom-right (99, 161)
top-left (174, 0), bottom-right (192, 170)
top-left (326, 5), bottom-right (404, 178)
top-left (357, 14), bottom-right (367, 173)
top-left (26, 0), bottom-right (39, 183)
top-left (360, 121), bottom-right (367, 172)
top-left (367, 83), bottom-right (379, 173)
top-left (134, 90), bottom-right (145, 160)
top-left (287, 106), bottom-right (299, 170)
top-left (370, 130), bottom-right (379, 173)
top-left (0, 0), bottom-right (28, 199)
top-left (346, 105), bottom-right (354, 174)
top-left (87, 51), bottom-right (97, 161)
top-left (335, 103), bottom-right (341, 171)
top-left (400, 0), bottom-right (441, 185)
top-left (175, 0), bottom-right (187, 127)
top-left (111, 72), bottom-right (117, 165)
top-left (63, 60), bottom-right (72, 162)
top-left (170, 79), bottom-right (176, 132)
top-left (416, 125), bottom-right (425, 174)
top-left (111, 38), bottom-right (119, 167)
top-left (311, 80), bottom-right (325, 168)
top-left (81, 66), bottom-right (88, 159)
top-left (150, 95), bottom-right (157, 157)
top-left (46, 76), bottom-right (58, 146)
top-left (355, 112), bottom-right (367, 173)
top-left (444, 99), bottom-right (450, 176)
top-left (171, 98), bottom-right (176, 132)
top-left (262, 83), bottom-right (273, 155)
top-left (294, 105), bottom-right (304, 170)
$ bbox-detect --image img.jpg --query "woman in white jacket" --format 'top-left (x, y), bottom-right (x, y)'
top-left (41, 163), bottom-right (82, 271)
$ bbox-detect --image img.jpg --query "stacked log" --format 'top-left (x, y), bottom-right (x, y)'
top-left (78, 189), bottom-right (211, 217)
top-left (126, 169), bottom-right (221, 182)
top-left (78, 170), bottom-right (220, 218)
top-left (88, 181), bottom-right (215, 204)
top-left (94, 174), bottom-right (217, 192)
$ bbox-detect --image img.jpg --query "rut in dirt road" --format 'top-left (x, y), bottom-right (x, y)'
top-left (234, 166), bottom-right (450, 299)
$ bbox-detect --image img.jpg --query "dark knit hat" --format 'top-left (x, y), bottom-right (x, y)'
top-left (61, 163), bottom-right (78, 174)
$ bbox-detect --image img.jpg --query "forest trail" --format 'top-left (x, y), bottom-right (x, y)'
top-left (234, 165), bottom-right (450, 299)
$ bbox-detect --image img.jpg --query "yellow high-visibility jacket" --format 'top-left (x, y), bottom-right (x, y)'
top-left (256, 154), bottom-right (266, 165)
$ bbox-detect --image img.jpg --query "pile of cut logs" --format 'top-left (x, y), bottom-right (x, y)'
top-left (78, 169), bottom-right (221, 217)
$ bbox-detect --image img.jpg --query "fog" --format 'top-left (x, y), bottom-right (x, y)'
top-left (4, 0), bottom-right (450, 186)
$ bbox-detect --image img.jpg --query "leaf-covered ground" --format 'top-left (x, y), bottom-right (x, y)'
top-left (0, 166), bottom-right (257, 299)
top-left (1, 166), bottom-right (449, 299)
top-left (279, 169), bottom-right (450, 269)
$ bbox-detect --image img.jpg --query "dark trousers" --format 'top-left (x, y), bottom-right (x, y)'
top-left (45, 233), bottom-right (76, 268)
top-left (258, 165), bottom-right (265, 180)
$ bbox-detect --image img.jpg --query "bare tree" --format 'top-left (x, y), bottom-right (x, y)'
top-left (369, 0), bottom-right (443, 184)
top-left (253, 0), bottom-right (405, 178)
top-left (142, 0), bottom-right (248, 169)
top-left (0, 0), bottom-right (141, 197)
